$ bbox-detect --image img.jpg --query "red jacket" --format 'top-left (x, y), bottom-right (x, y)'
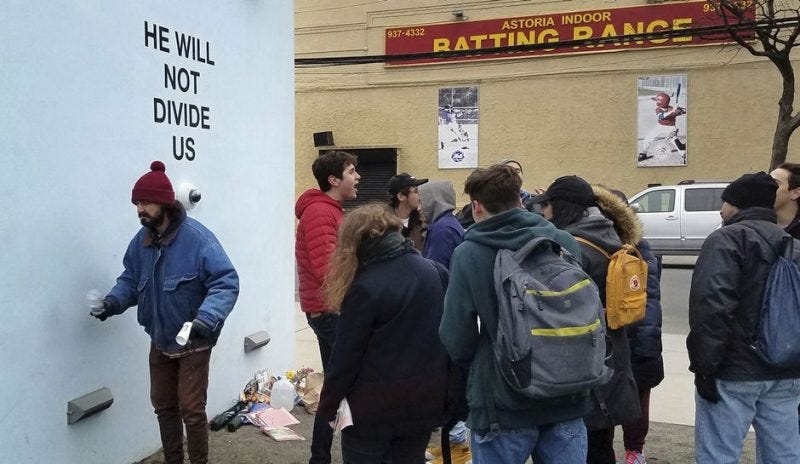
top-left (295, 189), bottom-right (343, 314)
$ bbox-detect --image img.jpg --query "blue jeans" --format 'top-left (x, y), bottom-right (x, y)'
top-left (695, 378), bottom-right (800, 464)
top-left (469, 418), bottom-right (587, 464)
top-left (449, 420), bottom-right (468, 443)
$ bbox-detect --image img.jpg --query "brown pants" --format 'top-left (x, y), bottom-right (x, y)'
top-left (149, 345), bottom-right (211, 464)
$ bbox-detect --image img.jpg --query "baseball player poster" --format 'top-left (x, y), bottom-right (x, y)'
top-left (438, 87), bottom-right (479, 169)
top-left (637, 74), bottom-right (688, 167)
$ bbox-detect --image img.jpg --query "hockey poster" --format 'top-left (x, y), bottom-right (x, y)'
top-left (637, 74), bottom-right (687, 167)
top-left (438, 87), bottom-right (478, 169)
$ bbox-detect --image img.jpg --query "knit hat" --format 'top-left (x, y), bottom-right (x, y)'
top-left (721, 171), bottom-right (777, 209)
top-left (529, 175), bottom-right (597, 207)
top-left (131, 161), bottom-right (175, 205)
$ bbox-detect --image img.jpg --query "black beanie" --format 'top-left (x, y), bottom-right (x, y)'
top-left (721, 171), bottom-right (777, 209)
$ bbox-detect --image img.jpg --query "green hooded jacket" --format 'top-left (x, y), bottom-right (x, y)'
top-left (439, 207), bottom-right (593, 433)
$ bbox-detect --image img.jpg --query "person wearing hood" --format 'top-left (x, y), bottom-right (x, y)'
top-left (530, 176), bottom-right (642, 464)
top-left (317, 204), bottom-right (449, 464)
top-left (418, 181), bottom-right (469, 464)
top-left (688, 172), bottom-right (800, 463)
top-left (419, 180), bottom-right (465, 269)
top-left (440, 164), bottom-right (591, 463)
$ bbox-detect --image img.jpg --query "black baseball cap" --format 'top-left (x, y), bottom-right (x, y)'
top-left (529, 175), bottom-right (597, 207)
top-left (387, 173), bottom-right (429, 195)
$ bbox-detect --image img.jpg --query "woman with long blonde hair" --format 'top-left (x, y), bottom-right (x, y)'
top-left (316, 203), bottom-right (450, 464)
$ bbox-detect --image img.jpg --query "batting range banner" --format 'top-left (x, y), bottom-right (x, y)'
top-left (385, 1), bottom-right (752, 66)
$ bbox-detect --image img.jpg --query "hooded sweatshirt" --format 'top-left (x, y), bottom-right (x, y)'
top-left (420, 181), bottom-right (464, 268)
top-left (295, 189), bottom-right (343, 314)
top-left (439, 207), bottom-right (592, 433)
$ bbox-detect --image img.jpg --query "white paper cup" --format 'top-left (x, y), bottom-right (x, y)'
top-left (86, 289), bottom-right (104, 308)
top-left (175, 321), bottom-right (193, 346)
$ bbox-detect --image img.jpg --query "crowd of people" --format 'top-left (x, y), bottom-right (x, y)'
top-left (85, 155), bottom-right (800, 464)
top-left (295, 151), bottom-right (800, 464)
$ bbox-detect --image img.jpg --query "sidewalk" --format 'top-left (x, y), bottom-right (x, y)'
top-left (138, 305), bottom-right (756, 463)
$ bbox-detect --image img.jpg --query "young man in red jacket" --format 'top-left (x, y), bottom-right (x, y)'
top-left (295, 150), bottom-right (359, 464)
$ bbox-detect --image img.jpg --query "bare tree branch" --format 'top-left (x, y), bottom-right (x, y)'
top-left (707, 0), bottom-right (800, 169)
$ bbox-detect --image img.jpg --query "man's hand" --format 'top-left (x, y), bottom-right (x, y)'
top-left (89, 299), bottom-right (110, 322)
top-left (694, 374), bottom-right (721, 403)
top-left (189, 319), bottom-right (212, 340)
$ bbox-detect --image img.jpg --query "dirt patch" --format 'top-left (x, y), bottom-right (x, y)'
top-left (136, 407), bottom-right (755, 464)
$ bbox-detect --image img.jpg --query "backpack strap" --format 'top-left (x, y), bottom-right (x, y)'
top-left (574, 236), bottom-right (611, 259)
top-left (740, 222), bottom-right (788, 263)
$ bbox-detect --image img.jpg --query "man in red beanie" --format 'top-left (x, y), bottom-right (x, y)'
top-left (90, 160), bottom-right (239, 464)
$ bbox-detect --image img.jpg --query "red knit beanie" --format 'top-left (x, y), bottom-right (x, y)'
top-left (131, 161), bottom-right (175, 205)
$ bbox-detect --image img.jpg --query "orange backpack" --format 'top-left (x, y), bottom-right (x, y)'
top-left (574, 237), bottom-right (648, 330)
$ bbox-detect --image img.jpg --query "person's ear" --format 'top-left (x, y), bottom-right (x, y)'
top-left (471, 199), bottom-right (483, 218)
top-left (328, 175), bottom-right (341, 188)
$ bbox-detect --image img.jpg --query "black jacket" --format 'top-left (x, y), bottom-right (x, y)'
top-left (566, 209), bottom-right (642, 430)
top-left (317, 235), bottom-right (449, 434)
top-left (687, 207), bottom-right (800, 380)
top-left (626, 239), bottom-right (665, 390)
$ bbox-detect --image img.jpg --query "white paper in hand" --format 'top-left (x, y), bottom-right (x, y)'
top-left (328, 398), bottom-right (353, 435)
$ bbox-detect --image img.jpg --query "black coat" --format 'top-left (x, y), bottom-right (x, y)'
top-left (566, 212), bottom-right (641, 431)
top-left (626, 239), bottom-right (665, 390)
top-left (317, 246), bottom-right (450, 434)
top-left (687, 207), bottom-right (800, 380)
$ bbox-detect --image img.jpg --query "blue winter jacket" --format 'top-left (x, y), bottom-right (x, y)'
top-left (106, 209), bottom-right (239, 354)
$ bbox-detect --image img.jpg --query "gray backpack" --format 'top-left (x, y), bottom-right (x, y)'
top-left (493, 237), bottom-right (612, 399)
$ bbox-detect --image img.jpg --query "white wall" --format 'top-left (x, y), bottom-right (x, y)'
top-left (0, 2), bottom-right (294, 462)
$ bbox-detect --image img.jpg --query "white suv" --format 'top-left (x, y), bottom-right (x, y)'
top-left (628, 181), bottom-right (729, 256)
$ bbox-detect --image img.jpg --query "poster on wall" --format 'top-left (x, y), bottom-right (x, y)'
top-left (637, 74), bottom-right (688, 167)
top-left (438, 87), bottom-right (479, 169)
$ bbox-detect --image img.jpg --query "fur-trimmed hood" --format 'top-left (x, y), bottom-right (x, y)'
top-left (592, 185), bottom-right (643, 245)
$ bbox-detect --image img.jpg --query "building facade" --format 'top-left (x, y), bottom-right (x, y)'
top-left (296, 0), bottom-right (798, 203)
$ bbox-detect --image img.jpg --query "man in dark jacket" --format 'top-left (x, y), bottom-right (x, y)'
top-left (440, 164), bottom-right (591, 463)
top-left (688, 172), bottom-right (800, 463)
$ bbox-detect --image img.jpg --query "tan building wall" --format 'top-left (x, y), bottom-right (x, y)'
top-left (296, 0), bottom-right (798, 202)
